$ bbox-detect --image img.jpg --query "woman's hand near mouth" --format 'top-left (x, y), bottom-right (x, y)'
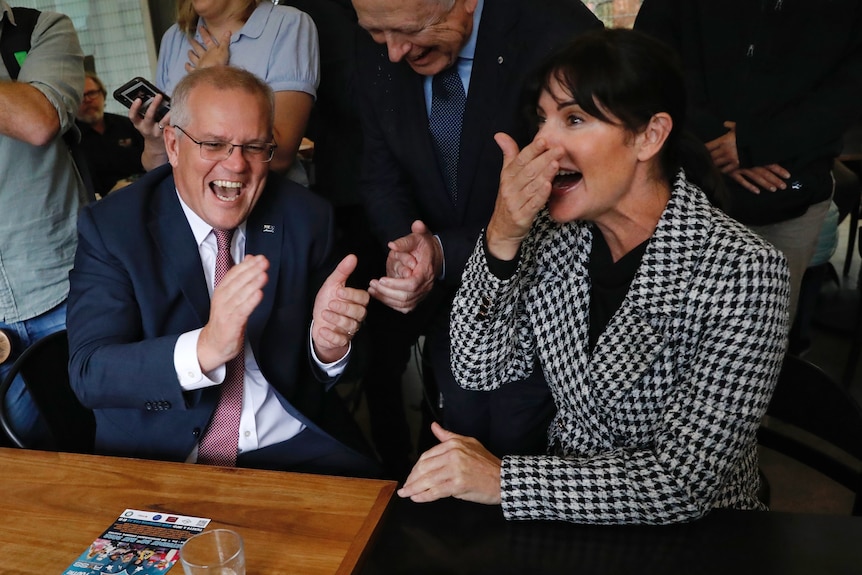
top-left (485, 132), bottom-right (563, 261)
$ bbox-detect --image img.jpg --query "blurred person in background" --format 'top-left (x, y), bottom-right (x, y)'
top-left (76, 71), bottom-right (144, 198)
top-left (0, 1), bottom-right (86, 444)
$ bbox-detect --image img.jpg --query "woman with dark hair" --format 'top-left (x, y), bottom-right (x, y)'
top-left (397, 28), bottom-right (790, 525)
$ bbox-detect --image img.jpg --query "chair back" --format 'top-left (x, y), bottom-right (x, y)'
top-left (758, 354), bottom-right (862, 515)
top-left (0, 330), bottom-right (95, 453)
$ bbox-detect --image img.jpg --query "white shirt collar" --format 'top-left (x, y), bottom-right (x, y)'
top-left (176, 189), bottom-right (247, 248)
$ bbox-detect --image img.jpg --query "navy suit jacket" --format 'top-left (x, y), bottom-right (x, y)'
top-left (356, 0), bottom-right (601, 288)
top-left (67, 164), bottom-right (360, 461)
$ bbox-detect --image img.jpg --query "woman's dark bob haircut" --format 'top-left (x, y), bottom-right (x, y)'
top-left (526, 28), bottom-right (692, 186)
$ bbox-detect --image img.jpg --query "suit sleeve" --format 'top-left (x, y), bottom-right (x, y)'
top-left (67, 207), bottom-right (194, 411)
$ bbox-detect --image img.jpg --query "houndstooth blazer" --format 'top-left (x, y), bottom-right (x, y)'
top-left (450, 172), bottom-right (790, 524)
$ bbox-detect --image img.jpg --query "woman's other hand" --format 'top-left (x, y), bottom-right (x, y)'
top-left (487, 133), bottom-right (563, 260)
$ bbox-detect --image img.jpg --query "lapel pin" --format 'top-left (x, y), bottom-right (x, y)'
top-left (263, 224), bottom-right (275, 233)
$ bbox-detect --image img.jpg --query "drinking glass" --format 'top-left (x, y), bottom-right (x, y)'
top-left (180, 528), bottom-right (245, 575)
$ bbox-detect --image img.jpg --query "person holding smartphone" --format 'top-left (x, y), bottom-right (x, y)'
top-left (130, 0), bottom-right (318, 183)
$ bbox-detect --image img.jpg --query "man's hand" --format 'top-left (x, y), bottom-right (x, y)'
top-left (312, 254), bottom-right (369, 363)
top-left (368, 220), bottom-right (442, 313)
top-left (487, 132), bottom-right (561, 260)
top-left (727, 164), bottom-right (791, 194)
top-left (197, 254), bottom-right (269, 373)
top-left (705, 120), bottom-right (740, 173)
top-left (185, 26), bottom-right (231, 73)
top-left (397, 422), bottom-right (502, 505)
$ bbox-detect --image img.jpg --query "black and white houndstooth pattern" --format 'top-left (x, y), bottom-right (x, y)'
top-left (450, 171), bottom-right (790, 525)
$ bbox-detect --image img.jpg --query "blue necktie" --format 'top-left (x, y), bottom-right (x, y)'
top-left (429, 63), bottom-right (466, 203)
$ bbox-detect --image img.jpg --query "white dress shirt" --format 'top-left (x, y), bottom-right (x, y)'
top-left (172, 192), bottom-right (348, 460)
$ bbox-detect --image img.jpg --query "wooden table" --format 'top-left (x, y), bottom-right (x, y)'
top-left (0, 448), bottom-right (395, 575)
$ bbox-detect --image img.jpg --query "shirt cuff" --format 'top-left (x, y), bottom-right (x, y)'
top-left (175, 329), bottom-right (224, 390)
top-left (308, 322), bottom-right (350, 377)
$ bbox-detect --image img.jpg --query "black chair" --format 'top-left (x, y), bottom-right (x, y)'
top-left (0, 330), bottom-right (95, 453)
top-left (758, 354), bottom-right (862, 515)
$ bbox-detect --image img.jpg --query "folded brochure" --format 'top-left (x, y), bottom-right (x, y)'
top-left (62, 509), bottom-right (211, 574)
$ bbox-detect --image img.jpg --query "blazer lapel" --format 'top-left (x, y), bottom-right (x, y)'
top-left (147, 177), bottom-right (210, 325)
top-left (590, 175), bottom-right (712, 394)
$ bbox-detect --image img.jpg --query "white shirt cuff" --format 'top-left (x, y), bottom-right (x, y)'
top-left (308, 322), bottom-right (349, 377)
top-left (175, 329), bottom-right (224, 390)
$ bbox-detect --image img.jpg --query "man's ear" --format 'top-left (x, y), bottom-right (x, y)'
top-left (164, 125), bottom-right (180, 167)
top-left (636, 112), bottom-right (672, 162)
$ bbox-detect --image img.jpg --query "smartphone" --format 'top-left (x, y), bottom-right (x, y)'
top-left (113, 77), bottom-right (171, 122)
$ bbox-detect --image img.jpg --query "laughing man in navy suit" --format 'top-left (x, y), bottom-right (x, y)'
top-left (67, 66), bottom-right (378, 477)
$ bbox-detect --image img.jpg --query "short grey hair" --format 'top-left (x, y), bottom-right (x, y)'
top-left (170, 66), bottom-right (274, 133)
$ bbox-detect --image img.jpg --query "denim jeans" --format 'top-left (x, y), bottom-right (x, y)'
top-left (0, 301), bottom-right (66, 444)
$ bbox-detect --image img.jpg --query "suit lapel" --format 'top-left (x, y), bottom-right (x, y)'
top-left (244, 189), bottom-right (282, 350)
top-left (458, 0), bottom-right (519, 222)
top-left (147, 176), bottom-right (210, 326)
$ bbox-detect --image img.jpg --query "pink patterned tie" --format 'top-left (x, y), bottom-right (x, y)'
top-left (198, 228), bottom-right (244, 466)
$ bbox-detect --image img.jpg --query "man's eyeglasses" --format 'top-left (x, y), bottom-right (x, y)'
top-left (173, 125), bottom-right (277, 163)
top-left (82, 89), bottom-right (104, 101)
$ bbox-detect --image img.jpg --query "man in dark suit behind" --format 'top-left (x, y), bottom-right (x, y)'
top-left (67, 66), bottom-right (378, 477)
top-left (352, 0), bottom-right (601, 477)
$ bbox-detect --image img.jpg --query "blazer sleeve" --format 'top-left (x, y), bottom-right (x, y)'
top-left (67, 207), bottom-right (194, 412)
top-left (450, 236), bottom-right (538, 390)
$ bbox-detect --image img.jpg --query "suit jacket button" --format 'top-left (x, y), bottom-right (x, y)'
top-left (145, 402), bottom-right (153, 411)
top-left (192, 428), bottom-right (201, 439)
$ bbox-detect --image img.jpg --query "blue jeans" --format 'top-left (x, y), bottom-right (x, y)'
top-left (0, 301), bottom-right (67, 444)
